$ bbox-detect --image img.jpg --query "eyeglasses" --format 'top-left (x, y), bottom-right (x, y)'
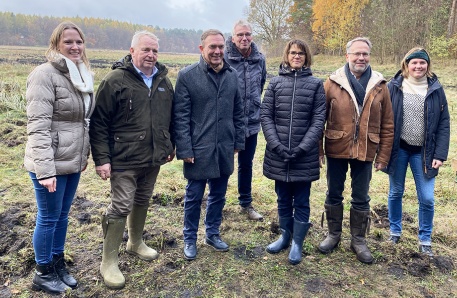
top-left (347, 52), bottom-right (370, 58)
top-left (236, 33), bottom-right (252, 38)
top-left (289, 51), bottom-right (305, 57)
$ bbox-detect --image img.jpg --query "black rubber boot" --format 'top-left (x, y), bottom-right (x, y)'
top-left (318, 203), bottom-right (343, 254)
top-left (288, 220), bottom-right (312, 265)
top-left (31, 263), bottom-right (70, 294)
top-left (266, 217), bottom-right (293, 254)
top-left (350, 207), bottom-right (373, 264)
top-left (53, 253), bottom-right (77, 288)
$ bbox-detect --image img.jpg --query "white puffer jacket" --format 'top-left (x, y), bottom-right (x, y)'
top-left (24, 58), bottom-right (94, 179)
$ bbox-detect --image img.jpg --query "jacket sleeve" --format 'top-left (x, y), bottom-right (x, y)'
top-left (433, 88), bottom-right (450, 161)
top-left (261, 79), bottom-right (282, 151)
top-left (297, 80), bottom-right (326, 154)
top-left (234, 85), bottom-right (246, 151)
top-left (375, 84), bottom-right (394, 165)
top-left (173, 71), bottom-right (194, 159)
top-left (89, 78), bottom-right (115, 166)
top-left (260, 59), bottom-right (267, 92)
top-left (319, 78), bottom-right (332, 157)
top-left (25, 69), bottom-right (56, 179)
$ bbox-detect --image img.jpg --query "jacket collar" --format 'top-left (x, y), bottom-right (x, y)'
top-left (225, 38), bottom-right (263, 62)
top-left (330, 65), bottom-right (386, 98)
top-left (390, 70), bottom-right (442, 95)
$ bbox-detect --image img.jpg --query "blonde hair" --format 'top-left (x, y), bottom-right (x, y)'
top-left (46, 21), bottom-right (90, 69)
top-left (400, 47), bottom-right (433, 78)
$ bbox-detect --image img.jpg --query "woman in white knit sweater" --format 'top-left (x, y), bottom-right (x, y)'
top-left (384, 47), bottom-right (450, 256)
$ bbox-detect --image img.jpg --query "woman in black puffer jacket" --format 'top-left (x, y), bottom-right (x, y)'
top-left (261, 39), bottom-right (326, 265)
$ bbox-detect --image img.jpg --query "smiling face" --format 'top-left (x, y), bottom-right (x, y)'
top-left (287, 44), bottom-right (306, 70)
top-left (58, 28), bottom-right (84, 64)
top-left (346, 41), bottom-right (371, 78)
top-left (130, 35), bottom-right (159, 76)
top-left (232, 25), bottom-right (252, 54)
top-left (407, 58), bottom-right (428, 79)
top-left (199, 33), bottom-right (225, 69)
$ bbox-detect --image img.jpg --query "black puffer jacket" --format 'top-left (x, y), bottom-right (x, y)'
top-left (261, 65), bottom-right (326, 182)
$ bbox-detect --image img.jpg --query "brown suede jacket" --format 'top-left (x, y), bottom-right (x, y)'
top-left (319, 66), bottom-right (394, 165)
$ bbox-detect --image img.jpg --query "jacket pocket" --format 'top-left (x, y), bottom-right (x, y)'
top-left (154, 129), bottom-right (173, 162)
top-left (325, 129), bottom-right (345, 139)
top-left (113, 130), bottom-right (146, 162)
top-left (367, 133), bottom-right (380, 157)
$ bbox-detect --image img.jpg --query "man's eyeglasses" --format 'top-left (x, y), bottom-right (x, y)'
top-left (236, 33), bottom-right (252, 38)
top-left (347, 52), bottom-right (370, 58)
top-left (289, 51), bottom-right (305, 57)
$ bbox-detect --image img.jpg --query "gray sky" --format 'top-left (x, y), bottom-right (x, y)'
top-left (0, 0), bottom-right (250, 33)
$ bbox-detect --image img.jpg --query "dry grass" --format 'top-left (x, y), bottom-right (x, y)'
top-left (0, 46), bottom-right (456, 297)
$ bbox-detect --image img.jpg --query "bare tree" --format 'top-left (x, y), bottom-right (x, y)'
top-left (247, 0), bottom-right (294, 56)
top-left (448, 0), bottom-right (457, 37)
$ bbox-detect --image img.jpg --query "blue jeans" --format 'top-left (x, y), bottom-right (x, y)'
top-left (388, 148), bottom-right (435, 245)
top-left (274, 180), bottom-right (311, 222)
top-left (325, 157), bottom-right (372, 211)
top-left (30, 172), bottom-right (81, 265)
top-left (238, 133), bottom-right (258, 207)
top-left (183, 175), bottom-right (229, 243)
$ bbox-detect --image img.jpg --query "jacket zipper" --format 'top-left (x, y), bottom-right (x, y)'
top-left (423, 100), bottom-right (428, 174)
top-left (286, 72), bottom-right (297, 181)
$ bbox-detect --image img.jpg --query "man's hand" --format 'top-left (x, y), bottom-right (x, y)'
top-left (319, 156), bottom-right (325, 168)
top-left (39, 177), bottom-right (57, 193)
top-left (432, 159), bottom-right (443, 169)
top-left (167, 150), bottom-right (176, 162)
top-left (96, 163), bottom-right (111, 180)
top-left (374, 162), bottom-right (386, 171)
top-left (183, 157), bottom-right (195, 163)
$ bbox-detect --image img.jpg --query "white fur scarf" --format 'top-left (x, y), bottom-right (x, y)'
top-left (59, 54), bottom-right (94, 118)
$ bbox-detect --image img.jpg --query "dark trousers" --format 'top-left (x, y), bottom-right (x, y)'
top-left (325, 157), bottom-right (372, 211)
top-left (275, 180), bottom-right (311, 222)
top-left (183, 175), bottom-right (229, 243)
top-left (238, 133), bottom-right (258, 207)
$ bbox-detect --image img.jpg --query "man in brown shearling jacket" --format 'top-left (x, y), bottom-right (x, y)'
top-left (318, 37), bottom-right (394, 264)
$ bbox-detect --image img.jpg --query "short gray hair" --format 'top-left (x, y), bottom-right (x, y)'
top-left (346, 37), bottom-right (372, 53)
top-left (231, 19), bottom-right (252, 36)
top-left (131, 30), bottom-right (159, 48)
top-left (200, 29), bottom-right (225, 46)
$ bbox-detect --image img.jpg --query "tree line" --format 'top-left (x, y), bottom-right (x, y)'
top-left (248, 0), bottom-right (457, 62)
top-left (0, 12), bottom-right (203, 53)
top-left (1, 0), bottom-right (457, 61)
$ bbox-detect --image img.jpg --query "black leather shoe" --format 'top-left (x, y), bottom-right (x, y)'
top-left (184, 242), bottom-right (197, 260)
top-left (205, 235), bottom-right (229, 252)
top-left (53, 253), bottom-right (78, 288)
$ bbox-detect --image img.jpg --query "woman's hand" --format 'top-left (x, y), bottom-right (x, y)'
top-left (39, 177), bottom-right (57, 192)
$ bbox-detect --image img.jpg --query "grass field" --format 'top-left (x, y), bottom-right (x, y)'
top-left (0, 45), bottom-right (456, 297)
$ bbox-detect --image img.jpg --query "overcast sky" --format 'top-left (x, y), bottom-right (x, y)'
top-left (0, 0), bottom-right (250, 33)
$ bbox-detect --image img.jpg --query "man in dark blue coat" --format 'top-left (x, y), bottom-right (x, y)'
top-left (225, 20), bottom-right (266, 221)
top-left (174, 29), bottom-right (245, 260)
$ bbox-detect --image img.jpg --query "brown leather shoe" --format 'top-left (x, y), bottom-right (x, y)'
top-left (241, 204), bottom-right (263, 221)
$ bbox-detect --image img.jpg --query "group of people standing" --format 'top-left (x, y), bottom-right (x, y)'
top-left (24, 19), bottom-right (450, 294)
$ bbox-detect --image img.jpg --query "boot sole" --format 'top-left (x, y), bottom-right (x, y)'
top-left (317, 242), bottom-right (340, 254)
top-left (350, 246), bottom-right (373, 264)
top-left (126, 249), bottom-right (159, 261)
top-left (266, 246), bottom-right (289, 254)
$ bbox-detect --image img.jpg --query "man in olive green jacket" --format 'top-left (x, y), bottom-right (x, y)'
top-left (89, 31), bottom-right (174, 290)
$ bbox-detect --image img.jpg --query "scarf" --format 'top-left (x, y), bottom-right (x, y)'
top-left (59, 54), bottom-right (94, 119)
top-left (345, 63), bottom-right (371, 112)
